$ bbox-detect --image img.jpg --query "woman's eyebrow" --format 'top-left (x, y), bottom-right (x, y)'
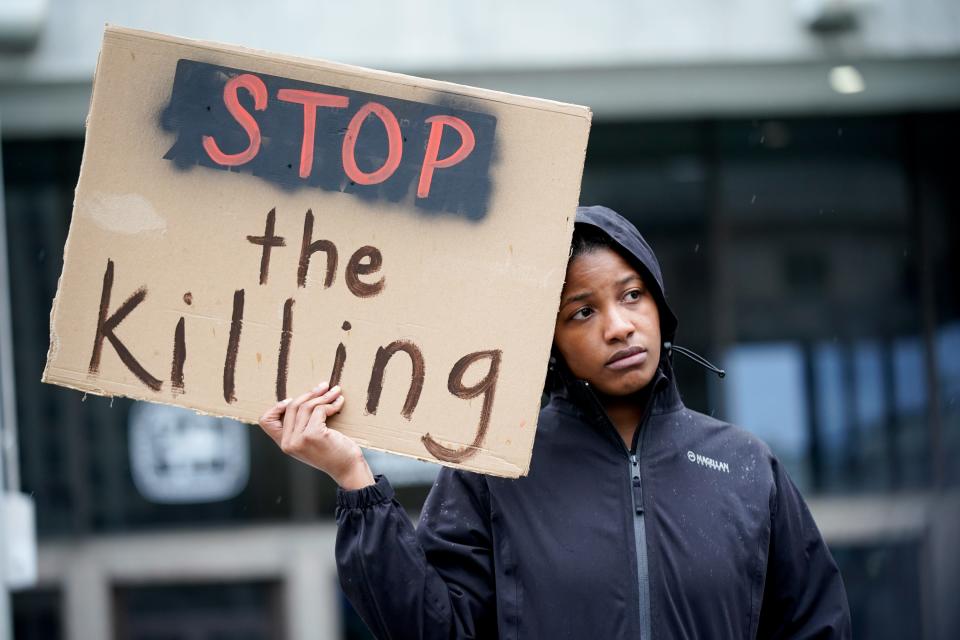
top-left (562, 275), bottom-right (642, 309)
top-left (560, 290), bottom-right (592, 310)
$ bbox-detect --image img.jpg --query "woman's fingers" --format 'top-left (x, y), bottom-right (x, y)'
top-left (293, 386), bottom-right (342, 436)
top-left (282, 388), bottom-right (345, 459)
top-left (260, 398), bottom-right (290, 427)
top-left (281, 382), bottom-right (330, 443)
top-left (282, 386), bottom-right (322, 430)
top-left (263, 385), bottom-right (364, 483)
top-left (258, 398), bottom-right (292, 442)
top-left (293, 383), bottom-right (338, 426)
top-left (303, 394), bottom-right (346, 433)
top-left (295, 384), bottom-right (340, 421)
top-left (323, 394), bottom-right (346, 418)
top-left (296, 395), bottom-right (349, 469)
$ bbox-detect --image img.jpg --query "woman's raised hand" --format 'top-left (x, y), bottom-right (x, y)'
top-left (258, 382), bottom-right (375, 490)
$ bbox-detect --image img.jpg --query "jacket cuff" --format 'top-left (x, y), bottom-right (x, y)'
top-left (336, 474), bottom-right (394, 509)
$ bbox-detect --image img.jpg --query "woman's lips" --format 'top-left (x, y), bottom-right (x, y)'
top-left (605, 347), bottom-right (648, 370)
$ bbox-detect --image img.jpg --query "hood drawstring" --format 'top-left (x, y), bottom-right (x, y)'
top-left (664, 342), bottom-right (726, 379)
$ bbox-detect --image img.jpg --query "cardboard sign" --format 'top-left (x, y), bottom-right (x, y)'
top-left (43, 27), bottom-right (591, 478)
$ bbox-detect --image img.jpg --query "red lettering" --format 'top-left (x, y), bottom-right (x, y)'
top-left (417, 115), bottom-right (476, 198)
top-left (341, 102), bottom-right (403, 185)
top-left (202, 74), bottom-right (268, 167)
top-left (277, 89), bottom-right (349, 178)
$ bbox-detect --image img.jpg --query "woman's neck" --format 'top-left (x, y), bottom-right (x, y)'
top-left (596, 384), bottom-right (655, 449)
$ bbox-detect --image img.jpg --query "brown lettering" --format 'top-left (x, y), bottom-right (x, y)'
top-left (171, 317), bottom-right (186, 394)
top-left (88, 259), bottom-right (163, 392)
top-left (365, 340), bottom-right (424, 419)
top-left (345, 246), bottom-right (385, 298)
top-left (329, 320), bottom-right (351, 387)
top-left (247, 208), bottom-right (285, 285)
top-left (330, 343), bottom-right (347, 388)
top-left (223, 289), bottom-right (244, 403)
top-left (297, 209), bottom-right (338, 288)
top-left (422, 349), bottom-right (502, 463)
top-left (276, 298), bottom-right (295, 401)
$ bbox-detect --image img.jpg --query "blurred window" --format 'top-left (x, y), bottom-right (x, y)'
top-left (831, 540), bottom-right (924, 640)
top-left (938, 322), bottom-right (960, 485)
top-left (723, 342), bottom-right (811, 486)
top-left (113, 581), bottom-right (281, 640)
top-left (12, 588), bottom-right (62, 640)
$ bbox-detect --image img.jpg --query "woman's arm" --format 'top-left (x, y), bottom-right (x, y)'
top-left (336, 469), bottom-right (496, 639)
top-left (258, 383), bottom-right (496, 640)
top-left (757, 458), bottom-right (852, 639)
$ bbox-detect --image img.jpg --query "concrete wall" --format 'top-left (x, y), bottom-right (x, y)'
top-left (1, 0), bottom-right (959, 134)
top-left (39, 524), bottom-right (341, 640)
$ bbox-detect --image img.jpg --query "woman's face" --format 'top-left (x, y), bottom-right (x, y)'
top-left (553, 246), bottom-right (661, 396)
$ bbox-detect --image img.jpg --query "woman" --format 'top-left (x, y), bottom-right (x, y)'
top-left (258, 205), bottom-right (852, 639)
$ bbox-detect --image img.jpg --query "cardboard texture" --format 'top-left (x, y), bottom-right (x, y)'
top-left (43, 26), bottom-right (592, 478)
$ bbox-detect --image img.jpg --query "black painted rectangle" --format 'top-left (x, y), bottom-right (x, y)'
top-left (160, 59), bottom-right (497, 220)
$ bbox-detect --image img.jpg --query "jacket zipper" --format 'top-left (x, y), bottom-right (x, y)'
top-left (580, 377), bottom-right (662, 640)
top-left (630, 451), bottom-right (652, 640)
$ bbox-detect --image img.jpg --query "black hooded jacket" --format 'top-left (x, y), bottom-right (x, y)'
top-left (335, 206), bottom-right (852, 639)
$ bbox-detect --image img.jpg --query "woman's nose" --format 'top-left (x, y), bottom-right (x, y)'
top-left (603, 308), bottom-right (634, 342)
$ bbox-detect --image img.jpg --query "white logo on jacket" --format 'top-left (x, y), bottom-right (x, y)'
top-left (686, 450), bottom-right (730, 473)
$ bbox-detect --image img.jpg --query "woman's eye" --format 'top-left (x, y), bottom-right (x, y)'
top-left (625, 289), bottom-right (643, 301)
top-left (573, 307), bottom-right (593, 320)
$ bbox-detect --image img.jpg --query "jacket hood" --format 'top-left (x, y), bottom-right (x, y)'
top-left (573, 205), bottom-right (679, 342)
top-left (546, 205), bottom-right (684, 415)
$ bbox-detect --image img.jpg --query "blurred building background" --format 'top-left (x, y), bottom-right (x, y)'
top-left (1, 0), bottom-right (959, 638)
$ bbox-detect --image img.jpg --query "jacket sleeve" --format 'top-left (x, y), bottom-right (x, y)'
top-left (757, 458), bottom-right (853, 639)
top-left (335, 469), bottom-right (497, 640)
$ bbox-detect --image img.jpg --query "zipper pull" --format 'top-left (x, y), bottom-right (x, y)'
top-left (630, 454), bottom-right (643, 515)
